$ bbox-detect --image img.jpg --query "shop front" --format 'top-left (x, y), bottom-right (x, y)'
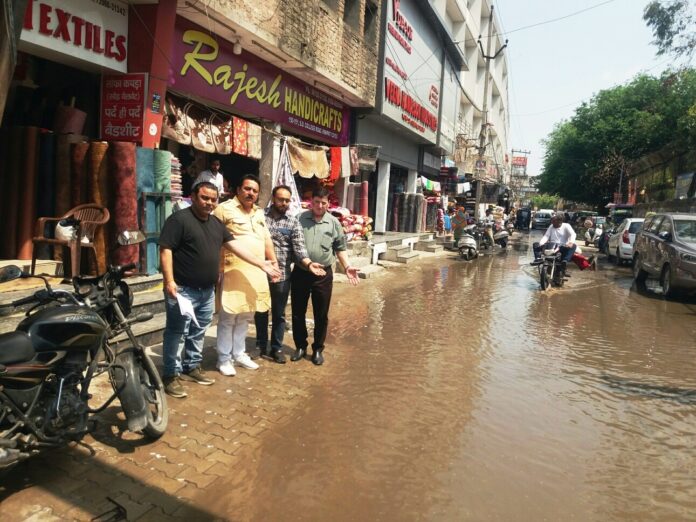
top-left (355, 0), bottom-right (461, 234)
top-left (0, 0), bottom-right (138, 272)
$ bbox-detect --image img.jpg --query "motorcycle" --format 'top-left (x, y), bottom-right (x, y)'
top-left (533, 243), bottom-right (568, 290)
top-left (457, 224), bottom-right (480, 261)
top-left (0, 231), bottom-right (167, 470)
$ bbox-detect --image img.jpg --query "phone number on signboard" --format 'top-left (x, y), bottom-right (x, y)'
top-left (91, 0), bottom-right (127, 17)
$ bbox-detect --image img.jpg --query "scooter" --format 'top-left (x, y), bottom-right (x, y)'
top-left (585, 224), bottom-right (603, 247)
top-left (480, 222), bottom-right (509, 249)
top-left (457, 224), bottom-right (480, 261)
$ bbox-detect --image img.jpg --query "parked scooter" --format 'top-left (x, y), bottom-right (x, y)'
top-left (585, 224), bottom-right (603, 247)
top-left (480, 221), bottom-right (509, 249)
top-left (457, 224), bottom-right (480, 261)
top-left (0, 231), bottom-right (167, 470)
top-left (532, 242), bottom-right (568, 290)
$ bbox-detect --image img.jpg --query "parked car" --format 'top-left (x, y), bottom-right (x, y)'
top-left (633, 213), bottom-right (696, 297)
top-left (607, 218), bottom-right (644, 265)
top-left (532, 210), bottom-right (554, 229)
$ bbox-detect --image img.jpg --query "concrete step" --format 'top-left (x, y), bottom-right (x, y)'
top-left (435, 234), bottom-right (453, 244)
top-left (378, 244), bottom-right (412, 262)
top-left (335, 256), bottom-right (372, 274)
top-left (357, 264), bottom-right (384, 279)
top-left (346, 239), bottom-right (371, 257)
top-left (394, 251), bottom-right (420, 264)
top-left (414, 239), bottom-right (443, 253)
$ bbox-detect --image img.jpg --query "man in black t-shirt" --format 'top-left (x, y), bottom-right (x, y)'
top-left (159, 182), bottom-right (280, 399)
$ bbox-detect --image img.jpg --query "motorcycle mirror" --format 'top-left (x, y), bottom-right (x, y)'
top-left (117, 230), bottom-right (146, 246)
top-left (0, 265), bottom-right (24, 283)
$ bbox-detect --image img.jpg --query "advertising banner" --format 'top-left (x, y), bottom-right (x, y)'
top-left (170, 17), bottom-right (350, 145)
top-left (512, 156), bottom-right (528, 167)
top-left (20, 0), bottom-right (128, 72)
top-left (100, 73), bottom-right (147, 141)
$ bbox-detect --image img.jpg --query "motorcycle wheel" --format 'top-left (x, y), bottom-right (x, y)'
top-left (138, 353), bottom-right (169, 438)
top-left (539, 266), bottom-right (549, 290)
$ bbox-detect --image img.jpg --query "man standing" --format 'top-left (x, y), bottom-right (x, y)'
top-left (291, 187), bottom-right (360, 366)
top-left (194, 159), bottom-right (226, 197)
top-left (254, 186), bottom-right (326, 364)
top-left (532, 214), bottom-right (577, 266)
top-left (159, 182), bottom-right (279, 398)
top-left (213, 175), bottom-right (278, 376)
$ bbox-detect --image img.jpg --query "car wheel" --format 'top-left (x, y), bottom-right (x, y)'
top-left (615, 249), bottom-right (622, 266)
top-left (661, 265), bottom-right (677, 298)
top-left (633, 253), bottom-right (648, 284)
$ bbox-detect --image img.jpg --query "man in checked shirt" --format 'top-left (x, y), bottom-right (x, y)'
top-left (254, 185), bottom-right (326, 363)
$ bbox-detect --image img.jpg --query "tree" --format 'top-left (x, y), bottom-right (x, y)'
top-left (538, 70), bottom-right (696, 206)
top-left (531, 194), bottom-right (559, 210)
top-left (643, 0), bottom-right (695, 62)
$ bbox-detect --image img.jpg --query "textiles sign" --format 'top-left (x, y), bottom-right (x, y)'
top-left (100, 73), bottom-right (147, 141)
top-left (20, 0), bottom-right (128, 72)
top-left (383, 0), bottom-right (440, 144)
top-left (170, 18), bottom-right (350, 145)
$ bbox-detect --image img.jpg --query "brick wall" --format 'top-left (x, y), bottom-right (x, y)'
top-left (210, 0), bottom-right (381, 107)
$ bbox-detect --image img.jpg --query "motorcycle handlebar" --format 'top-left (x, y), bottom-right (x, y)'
top-left (12, 289), bottom-right (50, 307)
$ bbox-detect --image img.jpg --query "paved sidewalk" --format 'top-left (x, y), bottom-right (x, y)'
top-left (0, 327), bottom-right (334, 521)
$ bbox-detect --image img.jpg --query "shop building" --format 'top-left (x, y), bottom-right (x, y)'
top-left (355, 0), bottom-right (465, 234)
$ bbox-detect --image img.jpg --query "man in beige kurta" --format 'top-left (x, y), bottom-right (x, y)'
top-left (212, 175), bottom-right (277, 376)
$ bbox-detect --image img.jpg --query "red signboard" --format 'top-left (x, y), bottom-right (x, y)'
top-left (511, 156), bottom-right (528, 167)
top-left (100, 73), bottom-right (147, 141)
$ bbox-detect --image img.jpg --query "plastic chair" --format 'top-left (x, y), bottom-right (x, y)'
top-left (31, 204), bottom-right (110, 279)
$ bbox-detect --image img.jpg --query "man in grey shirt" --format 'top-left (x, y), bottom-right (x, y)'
top-left (291, 187), bottom-right (359, 365)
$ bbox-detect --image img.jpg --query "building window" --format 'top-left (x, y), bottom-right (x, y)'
top-left (344, 0), bottom-right (360, 31)
top-left (363, 0), bottom-right (378, 44)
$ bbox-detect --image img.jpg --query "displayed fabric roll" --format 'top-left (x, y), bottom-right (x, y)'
top-left (55, 134), bottom-right (85, 219)
top-left (346, 183), bottom-right (357, 214)
top-left (2, 128), bottom-right (23, 258)
top-left (233, 116), bottom-right (248, 156)
top-left (391, 193), bottom-right (399, 232)
top-left (340, 147), bottom-right (351, 178)
top-left (53, 103), bottom-right (86, 135)
top-left (70, 141), bottom-right (89, 208)
top-left (154, 149), bottom-right (173, 217)
top-left (88, 141), bottom-right (110, 273)
top-left (110, 142), bottom-right (139, 267)
top-left (360, 180), bottom-right (369, 217)
top-left (136, 147), bottom-right (156, 274)
top-left (329, 147), bottom-right (341, 181)
top-left (397, 192), bottom-right (407, 233)
top-left (36, 131), bottom-right (56, 218)
top-left (16, 127), bottom-right (40, 259)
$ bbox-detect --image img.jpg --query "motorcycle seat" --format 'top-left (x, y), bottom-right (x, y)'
top-left (0, 332), bottom-right (35, 365)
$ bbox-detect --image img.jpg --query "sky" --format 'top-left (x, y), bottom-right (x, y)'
top-left (493, 0), bottom-right (674, 177)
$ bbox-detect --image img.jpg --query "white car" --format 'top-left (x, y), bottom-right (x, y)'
top-left (607, 218), bottom-right (644, 265)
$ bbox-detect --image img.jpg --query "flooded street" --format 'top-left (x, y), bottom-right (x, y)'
top-left (206, 232), bottom-right (696, 521)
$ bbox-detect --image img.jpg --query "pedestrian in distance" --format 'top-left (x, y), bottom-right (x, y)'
top-left (254, 185), bottom-right (326, 364)
top-left (159, 181), bottom-right (280, 399)
top-left (290, 187), bottom-right (360, 366)
top-left (212, 175), bottom-right (280, 376)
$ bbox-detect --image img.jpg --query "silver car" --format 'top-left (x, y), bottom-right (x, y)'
top-left (633, 213), bottom-right (696, 297)
top-left (532, 211), bottom-right (553, 230)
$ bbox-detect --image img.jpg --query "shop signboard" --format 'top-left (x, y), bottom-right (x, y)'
top-left (100, 73), bottom-right (147, 141)
top-left (382, 0), bottom-right (441, 144)
top-left (20, 0), bottom-right (128, 73)
top-left (438, 58), bottom-right (459, 154)
top-left (170, 17), bottom-right (350, 145)
top-left (511, 156), bottom-right (528, 167)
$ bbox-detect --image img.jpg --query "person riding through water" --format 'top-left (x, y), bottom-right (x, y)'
top-left (531, 214), bottom-right (577, 267)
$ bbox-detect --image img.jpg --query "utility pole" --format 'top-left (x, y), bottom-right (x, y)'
top-left (474, 5), bottom-right (507, 219)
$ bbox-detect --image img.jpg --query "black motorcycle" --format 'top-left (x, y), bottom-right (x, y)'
top-left (0, 233), bottom-right (167, 470)
top-left (533, 243), bottom-right (568, 290)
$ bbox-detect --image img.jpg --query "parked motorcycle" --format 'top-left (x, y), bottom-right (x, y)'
top-left (533, 243), bottom-right (568, 290)
top-left (457, 224), bottom-right (480, 261)
top-left (0, 231), bottom-right (167, 470)
top-left (584, 224), bottom-right (603, 247)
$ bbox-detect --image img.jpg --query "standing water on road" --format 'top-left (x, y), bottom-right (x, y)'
top-left (207, 234), bottom-right (696, 521)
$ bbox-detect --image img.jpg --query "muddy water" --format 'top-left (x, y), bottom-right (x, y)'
top-left (206, 233), bottom-right (696, 521)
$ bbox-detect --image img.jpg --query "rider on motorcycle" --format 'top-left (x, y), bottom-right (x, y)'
top-left (531, 214), bottom-right (577, 266)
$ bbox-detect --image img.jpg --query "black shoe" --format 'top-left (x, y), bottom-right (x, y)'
top-left (163, 376), bottom-right (187, 398)
top-left (248, 343), bottom-right (264, 360)
top-left (180, 367), bottom-right (215, 386)
top-left (530, 259), bottom-right (543, 266)
top-left (290, 348), bottom-right (306, 362)
top-left (311, 351), bottom-right (324, 366)
top-left (272, 350), bottom-right (287, 364)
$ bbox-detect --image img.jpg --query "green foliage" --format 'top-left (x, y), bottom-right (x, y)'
top-left (531, 194), bottom-right (559, 210)
top-left (538, 69), bottom-right (696, 205)
top-left (643, 0), bottom-right (695, 61)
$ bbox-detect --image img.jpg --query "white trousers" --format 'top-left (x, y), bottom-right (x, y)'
top-left (217, 311), bottom-right (254, 363)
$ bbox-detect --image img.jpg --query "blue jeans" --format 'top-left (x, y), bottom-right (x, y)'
top-left (162, 285), bottom-right (215, 378)
top-left (254, 279), bottom-right (292, 352)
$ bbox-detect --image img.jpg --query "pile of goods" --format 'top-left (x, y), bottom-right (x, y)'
top-left (299, 201), bottom-right (373, 241)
